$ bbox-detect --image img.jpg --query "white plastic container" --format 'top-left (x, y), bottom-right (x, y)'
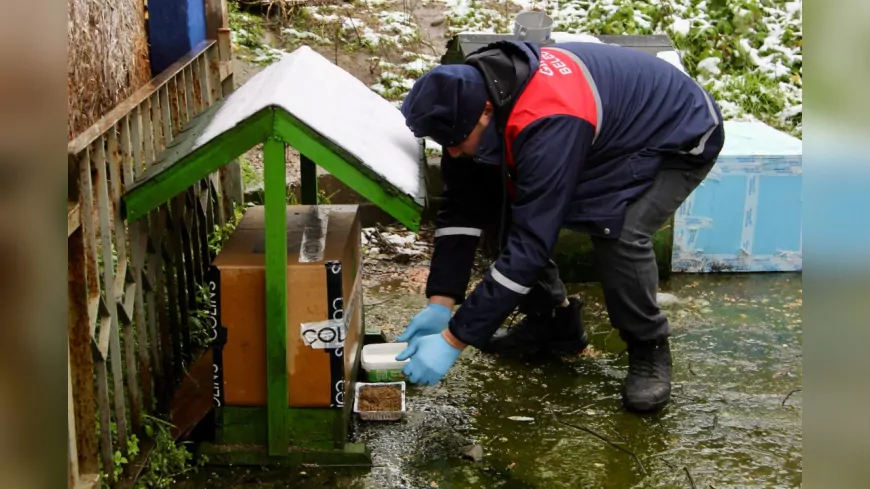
top-left (354, 381), bottom-right (406, 421)
top-left (361, 342), bottom-right (409, 382)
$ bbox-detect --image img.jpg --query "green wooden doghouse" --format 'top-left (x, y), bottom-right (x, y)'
top-left (122, 45), bottom-right (427, 466)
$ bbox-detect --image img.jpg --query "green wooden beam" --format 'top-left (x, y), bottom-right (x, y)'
top-left (263, 136), bottom-right (289, 456)
top-left (300, 154), bottom-right (317, 205)
top-left (122, 107), bottom-right (275, 222)
top-left (217, 406), bottom-right (341, 449)
top-left (198, 441), bottom-right (372, 467)
top-left (274, 111), bottom-right (423, 231)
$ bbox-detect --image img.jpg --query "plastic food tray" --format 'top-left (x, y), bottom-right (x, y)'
top-left (361, 342), bottom-right (408, 381)
top-left (353, 381), bottom-right (406, 421)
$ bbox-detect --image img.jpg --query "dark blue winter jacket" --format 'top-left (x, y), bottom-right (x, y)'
top-left (425, 40), bottom-right (725, 348)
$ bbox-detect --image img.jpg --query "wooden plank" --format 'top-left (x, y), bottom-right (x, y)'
top-left (148, 209), bottom-right (171, 411)
top-left (118, 117), bottom-right (143, 435)
top-left (206, 44), bottom-right (223, 108)
top-left (177, 70), bottom-right (190, 128)
top-left (133, 220), bottom-right (154, 414)
top-left (68, 202), bottom-right (81, 237)
top-left (170, 194), bottom-right (192, 366)
top-left (142, 98), bottom-right (155, 169)
top-left (94, 358), bottom-right (113, 485)
top-left (169, 349), bottom-right (213, 440)
top-left (300, 154), bottom-right (317, 204)
top-left (160, 86), bottom-right (173, 145)
top-left (263, 137), bottom-right (289, 455)
top-left (163, 227), bottom-right (183, 386)
top-left (204, 182), bottom-right (218, 262)
top-left (108, 125), bottom-right (130, 298)
top-left (67, 40), bottom-right (216, 156)
top-left (150, 93), bottom-right (165, 156)
top-left (79, 148), bottom-right (102, 338)
top-left (130, 106), bottom-right (144, 179)
top-left (93, 135), bottom-right (129, 451)
top-left (68, 351), bottom-right (80, 489)
top-left (190, 58), bottom-right (204, 115)
top-left (68, 226), bottom-right (99, 476)
top-left (122, 107), bottom-right (275, 222)
top-left (183, 66), bottom-right (196, 124)
top-left (185, 189), bottom-right (205, 285)
top-left (168, 78), bottom-right (182, 138)
top-left (178, 192), bottom-right (199, 304)
top-left (204, 0), bottom-right (226, 40)
top-left (274, 111), bottom-right (423, 231)
top-left (199, 55), bottom-right (213, 108)
top-left (219, 62), bottom-right (232, 82)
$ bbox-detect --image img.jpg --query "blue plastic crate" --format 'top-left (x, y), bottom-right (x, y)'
top-left (672, 121), bottom-right (802, 273)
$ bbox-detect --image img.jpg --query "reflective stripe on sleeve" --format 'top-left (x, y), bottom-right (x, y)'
top-left (434, 227), bottom-right (483, 238)
top-left (490, 266), bottom-right (531, 295)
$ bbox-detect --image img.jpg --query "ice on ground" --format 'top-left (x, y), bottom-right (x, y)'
top-left (657, 292), bottom-right (680, 307)
top-left (195, 46), bottom-right (422, 198)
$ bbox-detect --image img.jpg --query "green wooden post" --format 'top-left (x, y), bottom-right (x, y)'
top-left (263, 136), bottom-right (289, 455)
top-left (300, 154), bottom-right (317, 205)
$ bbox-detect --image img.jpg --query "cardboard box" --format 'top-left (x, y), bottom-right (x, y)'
top-left (672, 121), bottom-right (802, 272)
top-left (206, 205), bottom-right (363, 408)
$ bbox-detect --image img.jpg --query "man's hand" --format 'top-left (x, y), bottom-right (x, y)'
top-left (396, 300), bottom-right (453, 347)
top-left (395, 331), bottom-right (463, 386)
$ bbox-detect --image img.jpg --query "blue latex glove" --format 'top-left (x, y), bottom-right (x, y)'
top-left (396, 304), bottom-right (451, 347)
top-left (395, 333), bottom-right (462, 386)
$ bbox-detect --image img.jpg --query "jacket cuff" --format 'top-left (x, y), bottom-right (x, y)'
top-left (448, 319), bottom-right (487, 350)
top-left (425, 286), bottom-right (466, 305)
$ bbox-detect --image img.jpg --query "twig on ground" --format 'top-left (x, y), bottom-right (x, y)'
top-left (547, 406), bottom-right (646, 475)
top-left (688, 361), bottom-right (698, 376)
top-left (364, 297), bottom-right (396, 309)
top-left (482, 434), bottom-right (500, 446)
top-left (781, 388), bottom-right (802, 407)
top-left (372, 226), bottom-right (400, 254)
top-left (683, 466), bottom-right (697, 489)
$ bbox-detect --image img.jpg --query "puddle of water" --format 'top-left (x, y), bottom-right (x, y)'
top-left (180, 273), bottom-right (802, 488)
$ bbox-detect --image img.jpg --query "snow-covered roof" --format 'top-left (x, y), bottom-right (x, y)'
top-left (194, 45), bottom-right (422, 198)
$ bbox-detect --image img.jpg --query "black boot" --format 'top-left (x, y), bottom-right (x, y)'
top-left (622, 337), bottom-right (673, 412)
top-left (480, 297), bottom-right (589, 357)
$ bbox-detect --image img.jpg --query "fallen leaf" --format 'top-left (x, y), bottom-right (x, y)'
top-left (507, 416), bottom-right (535, 422)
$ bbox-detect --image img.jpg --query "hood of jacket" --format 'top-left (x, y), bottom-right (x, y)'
top-left (464, 40), bottom-right (541, 165)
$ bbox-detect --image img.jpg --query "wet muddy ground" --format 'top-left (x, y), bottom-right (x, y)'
top-left (183, 272), bottom-right (802, 488)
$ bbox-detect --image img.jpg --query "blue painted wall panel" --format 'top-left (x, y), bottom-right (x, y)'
top-left (672, 121), bottom-right (802, 273)
top-left (148, 0), bottom-right (207, 74)
top-left (690, 177), bottom-right (747, 255)
top-left (753, 176), bottom-right (802, 255)
top-left (187, 0), bottom-right (207, 49)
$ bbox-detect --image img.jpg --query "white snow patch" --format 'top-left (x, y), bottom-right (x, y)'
top-left (282, 28), bottom-right (329, 44)
top-left (550, 32), bottom-right (602, 43)
top-left (671, 18), bottom-right (691, 36)
top-left (656, 50), bottom-right (687, 74)
top-left (424, 138), bottom-right (442, 154)
top-left (697, 57), bottom-right (722, 75)
top-left (195, 46), bottom-right (422, 198)
top-left (780, 104), bottom-right (802, 119)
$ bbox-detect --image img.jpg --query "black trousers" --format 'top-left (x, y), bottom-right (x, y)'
top-left (487, 154), bottom-right (716, 343)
